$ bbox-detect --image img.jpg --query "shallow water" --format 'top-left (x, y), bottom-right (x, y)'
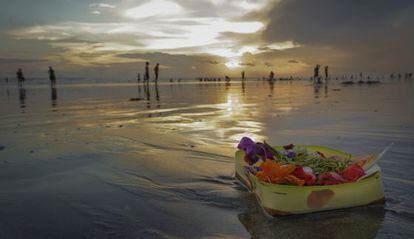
top-left (0, 79), bottom-right (413, 238)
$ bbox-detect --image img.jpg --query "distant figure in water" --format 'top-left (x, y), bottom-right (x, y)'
top-left (144, 62), bottom-right (150, 82)
top-left (154, 63), bottom-right (160, 82)
top-left (313, 64), bottom-right (321, 83)
top-left (225, 75), bottom-right (231, 82)
top-left (16, 68), bottom-right (25, 87)
top-left (48, 66), bottom-right (56, 85)
top-left (5, 77), bottom-right (8, 83)
top-left (137, 73), bottom-right (141, 83)
top-left (269, 71), bottom-right (275, 81)
top-left (324, 65), bottom-right (329, 80)
top-left (314, 65), bottom-right (320, 78)
top-left (241, 70), bottom-right (245, 81)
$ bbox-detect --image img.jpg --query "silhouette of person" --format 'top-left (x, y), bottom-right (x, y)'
top-left (324, 65), bottom-right (329, 79)
top-left (48, 66), bottom-right (56, 85)
top-left (241, 70), bottom-right (245, 81)
top-left (16, 68), bottom-right (25, 87)
top-left (137, 73), bottom-right (141, 83)
top-left (154, 63), bottom-right (160, 82)
top-left (314, 65), bottom-right (321, 83)
top-left (269, 71), bottom-right (275, 81)
top-left (145, 62), bottom-right (150, 82)
top-left (314, 65), bottom-right (320, 78)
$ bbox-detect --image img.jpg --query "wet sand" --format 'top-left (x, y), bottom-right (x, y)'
top-left (0, 79), bottom-right (413, 238)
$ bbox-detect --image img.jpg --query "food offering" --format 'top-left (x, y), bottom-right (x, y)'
top-left (235, 137), bottom-right (388, 216)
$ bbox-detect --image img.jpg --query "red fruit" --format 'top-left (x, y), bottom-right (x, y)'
top-left (294, 166), bottom-right (317, 186)
top-left (318, 172), bottom-right (346, 185)
top-left (341, 164), bottom-right (365, 181)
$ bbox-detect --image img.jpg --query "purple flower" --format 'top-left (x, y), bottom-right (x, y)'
top-left (244, 152), bottom-right (260, 165)
top-left (237, 137), bottom-right (256, 154)
top-left (238, 137), bottom-right (275, 165)
top-left (286, 151), bottom-right (296, 158)
top-left (256, 142), bottom-right (275, 160)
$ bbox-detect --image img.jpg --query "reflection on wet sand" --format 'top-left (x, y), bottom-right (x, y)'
top-left (155, 81), bottom-right (160, 109)
top-left (268, 80), bottom-right (274, 96)
top-left (238, 194), bottom-right (385, 239)
top-left (51, 86), bottom-right (57, 108)
top-left (18, 86), bottom-right (26, 109)
top-left (1, 80), bottom-right (413, 238)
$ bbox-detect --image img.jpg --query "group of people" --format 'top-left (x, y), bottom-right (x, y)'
top-left (313, 65), bottom-right (329, 83)
top-left (137, 62), bottom-right (160, 83)
top-left (15, 67), bottom-right (57, 87)
top-left (8, 64), bottom-right (413, 87)
top-left (390, 72), bottom-right (412, 80)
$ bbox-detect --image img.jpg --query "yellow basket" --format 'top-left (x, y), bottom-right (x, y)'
top-left (235, 145), bottom-right (385, 216)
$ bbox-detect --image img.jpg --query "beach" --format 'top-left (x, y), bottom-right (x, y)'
top-left (0, 79), bottom-right (413, 238)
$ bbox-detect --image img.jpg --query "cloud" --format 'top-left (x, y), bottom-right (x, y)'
top-left (8, 17), bottom-right (264, 58)
top-left (124, 0), bottom-right (184, 19)
top-left (240, 62), bottom-right (255, 67)
top-left (263, 0), bottom-right (414, 73)
top-left (4, 0), bottom-right (411, 77)
top-left (92, 11), bottom-right (101, 15)
top-left (89, 3), bottom-right (116, 9)
top-left (208, 60), bottom-right (220, 65)
top-left (0, 58), bottom-right (46, 64)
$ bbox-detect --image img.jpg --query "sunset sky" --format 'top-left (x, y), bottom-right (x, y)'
top-left (0, 0), bottom-right (413, 79)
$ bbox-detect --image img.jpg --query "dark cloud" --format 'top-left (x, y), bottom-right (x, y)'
top-left (208, 60), bottom-right (220, 65)
top-left (0, 58), bottom-right (46, 64)
top-left (240, 62), bottom-right (255, 67)
top-left (264, 0), bottom-right (414, 73)
top-left (265, 0), bottom-right (414, 45)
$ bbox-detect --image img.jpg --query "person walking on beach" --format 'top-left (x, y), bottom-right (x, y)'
top-left (154, 63), bottom-right (160, 82)
top-left (269, 71), bottom-right (275, 81)
top-left (144, 62), bottom-right (150, 82)
top-left (314, 65), bottom-right (321, 83)
top-left (324, 65), bottom-right (329, 80)
top-left (241, 70), bottom-right (245, 81)
top-left (16, 68), bottom-right (25, 87)
top-left (48, 66), bottom-right (56, 86)
top-left (137, 73), bottom-right (141, 83)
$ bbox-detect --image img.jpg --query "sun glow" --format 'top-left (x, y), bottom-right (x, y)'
top-left (225, 61), bottom-right (241, 69)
